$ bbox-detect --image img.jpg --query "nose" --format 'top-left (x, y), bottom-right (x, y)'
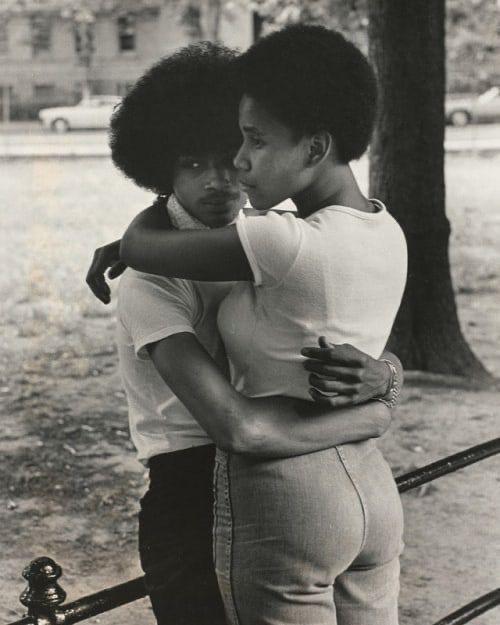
top-left (204, 165), bottom-right (232, 190)
top-left (233, 143), bottom-right (250, 172)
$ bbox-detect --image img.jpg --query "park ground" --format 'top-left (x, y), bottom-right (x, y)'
top-left (0, 150), bottom-right (499, 625)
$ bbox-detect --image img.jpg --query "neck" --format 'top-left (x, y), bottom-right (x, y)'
top-left (293, 163), bottom-right (372, 218)
top-left (167, 194), bottom-right (209, 230)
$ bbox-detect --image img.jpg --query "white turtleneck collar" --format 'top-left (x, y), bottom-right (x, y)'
top-left (166, 194), bottom-right (210, 231)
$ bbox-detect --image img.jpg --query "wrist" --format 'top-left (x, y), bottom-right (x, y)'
top-left (373, 358), bottom-right (392, 397)
top-left (376, 359), bottom-right (400, 408)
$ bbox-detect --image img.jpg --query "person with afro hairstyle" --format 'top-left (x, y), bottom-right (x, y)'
top-left (108, 41), bottom-right (241, 204)
top-left (119, 25), bottom-right (407, 625)
top-left (86, 39), bottom-right (402, 625)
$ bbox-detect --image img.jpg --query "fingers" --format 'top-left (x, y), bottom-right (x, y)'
top-left (318, 336), bottom-right (330, 349)
top-left (308, 388), bottom-right (354, 407)
top-left (85, 243), bottom-right (126, 303)
top-left (304, 361), bottom-right (364, 382)
top-left (301, 342), bottom-right (367, 366)
top-left (308, 374), bottom-right (361, 395)
top-left (301, 346), bottom-right (335, 361)
top-left (108, 261), bottom-right (127, 280)
top-left (86, 272), bottom-right (111, 304)
top-left (86, 249), bottom-right (112, 304)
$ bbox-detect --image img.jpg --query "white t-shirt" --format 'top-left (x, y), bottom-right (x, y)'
top-left (117, 269), bottom-right (233, 463)
top-left (217, 200), bottom-right (407, 400)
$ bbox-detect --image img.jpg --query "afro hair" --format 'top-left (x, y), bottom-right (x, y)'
top-left (109, 41), bottom-right (241, 195)
top-left (236, 24), bottom-right (378, 163)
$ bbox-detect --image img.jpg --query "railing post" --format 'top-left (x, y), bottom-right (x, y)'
top-left (20, 557), bottom-right (67, 624)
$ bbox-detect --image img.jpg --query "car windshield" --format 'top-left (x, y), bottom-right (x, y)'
top-left (477, 87), bottom-right (499, 104)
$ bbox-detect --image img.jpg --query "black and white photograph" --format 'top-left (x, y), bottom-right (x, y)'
top-left (1, 1), bottom-right (499, 624)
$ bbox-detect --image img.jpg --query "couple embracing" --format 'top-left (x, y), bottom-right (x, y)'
top-left (87, 24), bottom-right (407, 625)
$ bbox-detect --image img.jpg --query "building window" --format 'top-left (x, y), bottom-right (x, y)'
top-left (181, 4), bottom-right (202, 39)
top-left (33, 84), bottom-right (56, 101)
top-left (31, 15), bottom-right (52, 56)
top-left (74, 22), bottom-right (95, 60)
top-left (0, 85), bottom-right (14, 122)
top-left (117, 14), bottom-right (136, 52)
top-left (0, 21), bottom-right (8, 55)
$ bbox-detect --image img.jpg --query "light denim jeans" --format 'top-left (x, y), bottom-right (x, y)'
top-left (214, 439), bottom-right (404, 625)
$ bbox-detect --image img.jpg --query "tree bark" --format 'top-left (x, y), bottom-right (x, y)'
top-left (368, 0), bottom-right (491, 383)
top-left (205, 0), bottom-right (222, 40)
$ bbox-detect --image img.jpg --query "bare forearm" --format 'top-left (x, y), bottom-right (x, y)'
top-left (120, 206), bottom-right (175, 275)
top-left (175, 387), bottom-right (389, 459)
top-left (147, 333), bottom-right (248, 450)
top-left (149, 333), bottom-right (391, 458)
top-left (121, 207), bottom-right (251, 281)
top-left (240, 396), bottom-right (390, 458)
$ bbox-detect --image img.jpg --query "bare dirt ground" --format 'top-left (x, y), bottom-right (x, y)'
top-left (0, 155), bottom-right (499, 625)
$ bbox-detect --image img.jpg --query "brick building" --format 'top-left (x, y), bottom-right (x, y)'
top-left (0, 0), bottom-right (255, 119)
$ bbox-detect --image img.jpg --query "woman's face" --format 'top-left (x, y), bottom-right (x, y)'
top-left (172, 152), bottom-right (246, 228)
top-left (234, 95), bottom-right (311, 211)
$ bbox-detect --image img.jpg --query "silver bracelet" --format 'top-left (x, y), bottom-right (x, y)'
top-left (375, 359), bottom-right (400, 409)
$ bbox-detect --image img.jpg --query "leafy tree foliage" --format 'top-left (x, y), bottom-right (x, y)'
top-left (252, 0), bottom-right (500, 91)
top-left (251, 0), bottom-right (368, 47)
top-left (447, 0), bottom-right (500, 91)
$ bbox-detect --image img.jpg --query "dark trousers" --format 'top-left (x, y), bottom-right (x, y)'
top-left (138, 444), bottom-right (226, 625)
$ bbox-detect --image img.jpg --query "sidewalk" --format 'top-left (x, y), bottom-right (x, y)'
top-left (0, 121), bottom-right (41, 134)
top-left (0, 126), bottom-right (111, 157)
top-left (1, 122), bottom-right (500, 157)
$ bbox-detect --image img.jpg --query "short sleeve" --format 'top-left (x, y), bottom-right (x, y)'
top-left (235, 211), bottom-right (303, 286)
top-left (118, 271), bottom-right (197, 359)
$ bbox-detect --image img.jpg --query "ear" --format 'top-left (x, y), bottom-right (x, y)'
top-left (307, 131), bottom-right (333, 166)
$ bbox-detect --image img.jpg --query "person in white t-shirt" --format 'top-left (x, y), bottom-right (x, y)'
top-left (120, 27), bottom-right (408, 625)
top-left (87, 42), bottom-right (402, 625)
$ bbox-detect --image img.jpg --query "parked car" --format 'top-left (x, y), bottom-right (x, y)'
top-left (445, 87), bottom-right (500, 126)
top-left (38, 95), bottom-right (121, 132)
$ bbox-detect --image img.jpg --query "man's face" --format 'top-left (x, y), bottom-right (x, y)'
top-left (172, 152), bottom-right (246, 228)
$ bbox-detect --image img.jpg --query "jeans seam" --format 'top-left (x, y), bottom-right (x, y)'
top-left (216, 450), bottom-right (241, 625)
top-left (212, 458), bottom-right (219, 565)
top-left (226, 453), bottom-right (242, 625)
top-left (336, 445), bottom-right (369, 553)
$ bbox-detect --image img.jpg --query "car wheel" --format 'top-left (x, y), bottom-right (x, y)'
top-left (449, 110), bottom-right (470, 127)
top-left (51, 118), bottom-right (70, 133)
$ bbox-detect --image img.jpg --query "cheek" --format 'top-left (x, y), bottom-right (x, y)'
top-left (255, 151), bottom-right (284, 185)
top-left (274, 155), bottom-right (301, 187)
top-left (174, 174), bottom-right (202, 201)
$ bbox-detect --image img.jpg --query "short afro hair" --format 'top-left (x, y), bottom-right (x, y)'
top-left (236, 24), bottom-right (377, 162)
top-left (110, 42), bottom-right (241, 195)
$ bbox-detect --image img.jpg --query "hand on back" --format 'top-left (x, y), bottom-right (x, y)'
top-left (86, 239), bottom-right (126, 304)
top-left (302, 338), bottom-right (395, 407)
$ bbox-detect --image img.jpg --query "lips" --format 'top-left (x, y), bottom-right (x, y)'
top-left (239, 181), bottom-right (256, 191)
top-left (202, 193), bottom-right (240, 206)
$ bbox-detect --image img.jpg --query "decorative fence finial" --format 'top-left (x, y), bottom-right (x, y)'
top-left (20, 557), bottom-right (66, 621)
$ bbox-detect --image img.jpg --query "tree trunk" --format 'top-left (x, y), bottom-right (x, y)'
top-left (368, 0), bottom-right (491, 384)
top-left (182, 0), bottom-right (204, 40)
top-left (205, 0), bottom-right (222, 40)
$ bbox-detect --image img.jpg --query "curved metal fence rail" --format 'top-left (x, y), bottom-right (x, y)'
top-left (6, 437), bottom-right (500, 625)
top-left (395, 437), bottom-right (500, 492)
top-left (432, 588), bottom-right (500, 625)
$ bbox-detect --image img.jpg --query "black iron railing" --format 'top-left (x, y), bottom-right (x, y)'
top-left (6, 437), bottom-right (500, 625)
top-left (432, 589), bottom-right (500, 625)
